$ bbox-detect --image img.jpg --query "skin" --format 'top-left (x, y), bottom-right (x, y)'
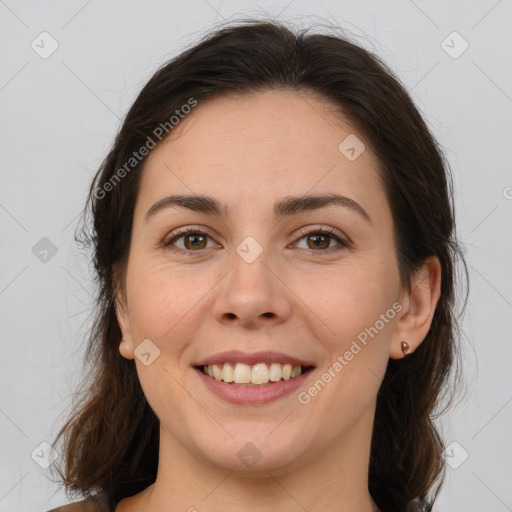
top-left (114, 89), bottom-right (441, 512)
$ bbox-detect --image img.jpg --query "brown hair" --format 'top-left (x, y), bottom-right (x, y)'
top-left (49, 18), bottom-right (467, 512)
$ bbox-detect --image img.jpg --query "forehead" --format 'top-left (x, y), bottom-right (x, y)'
top-left (150, 89), bottom-right (362, 162)
top-left (135, 89), bottom-right (387, 221)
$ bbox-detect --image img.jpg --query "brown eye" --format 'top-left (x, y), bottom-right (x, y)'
top-left (164, 226), bottom-right (349, 255)
top-left (306, 233), bottom-right (330, 250)
top-left (164, 228), bottom-right (217, 253)
top-left (294, 227), bottom-right (349, 253)
top-left (182, 233), bottom-right (207, 250)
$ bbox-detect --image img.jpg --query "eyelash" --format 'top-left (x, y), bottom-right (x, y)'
top-left (163, 225), bottom-right (349, 255)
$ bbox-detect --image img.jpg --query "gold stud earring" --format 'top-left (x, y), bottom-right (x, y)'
top-left (401, 340), bottom-right (410, 356)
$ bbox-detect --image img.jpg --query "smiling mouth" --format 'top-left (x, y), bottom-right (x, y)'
top-left (194, 362), bottom-right (314, 386)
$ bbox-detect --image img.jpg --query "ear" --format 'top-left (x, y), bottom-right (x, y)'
top-left (115, 284), bottom-right (135, 360)
top-left (389, 255), bottom-right (442, 359)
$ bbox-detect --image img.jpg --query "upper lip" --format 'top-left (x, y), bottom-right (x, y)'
top-left (193, 350), bottom-right (315, 368)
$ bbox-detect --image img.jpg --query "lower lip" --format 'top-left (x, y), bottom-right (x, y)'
top-left (194, 367), bottom-right (315, 405)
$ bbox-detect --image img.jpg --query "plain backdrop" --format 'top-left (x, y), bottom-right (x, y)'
top-left (1, 1), bottom-right (511, 511)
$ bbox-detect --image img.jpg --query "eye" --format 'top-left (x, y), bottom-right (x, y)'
top-left (163, 225), bottom-right (349, 255)
top-left (293, 226), bottom-right (349, 253)
top-left (163, 227), bottom-right (219, 254)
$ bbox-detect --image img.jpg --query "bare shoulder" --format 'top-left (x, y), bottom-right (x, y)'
top-left (46, 498), bottom-right (104, 512)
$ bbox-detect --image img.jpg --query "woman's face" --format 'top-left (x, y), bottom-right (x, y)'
top-left (116, 89), bottom-right (406, 472)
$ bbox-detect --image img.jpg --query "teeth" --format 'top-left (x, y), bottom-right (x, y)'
top-left (291, 365), bottom-right (301, 378)
top-left (251, 363), bottom-right (269, 384)
top-left (269, 363), bottom-right (282, 382)
top-left (234, 362), bottom-right (251, 383)
top-left (222, 362), bottom-right (234, 382)
top-left (213, 364), bottom-right (223, 381)
top-left (202, 362), bottom-right (306, 385)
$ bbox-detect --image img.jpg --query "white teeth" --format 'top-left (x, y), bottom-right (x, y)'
top-left (251, 363), bottom-right (269, 384)
top-left (202, 362), bottom-right (306, 384)
top-left (269, 363), bottom-right (282, 381)
top-left (222, 362), bottom-right (234, 382)
top-left (234, 363), bottom-right (251, 383)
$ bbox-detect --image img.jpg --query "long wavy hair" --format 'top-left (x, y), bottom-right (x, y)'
top-left (49, 18), bottom-right (467, 512)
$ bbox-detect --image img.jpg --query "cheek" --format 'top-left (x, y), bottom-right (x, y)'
top-left (297, 266), bottom-right (397, 429)
top-left (298, 262), bottom-right (399, 349)
top-left (125, 260), bottom-right (216, 346)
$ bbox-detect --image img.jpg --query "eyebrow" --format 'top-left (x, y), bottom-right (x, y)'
top-left (144, 193), bottom-right (371, 224)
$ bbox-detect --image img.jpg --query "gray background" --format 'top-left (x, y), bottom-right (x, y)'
top-left (1, 1), bottom-right (511, 511)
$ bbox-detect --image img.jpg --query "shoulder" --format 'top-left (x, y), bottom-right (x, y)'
top-left (46, 498), bottom-right (104, 512)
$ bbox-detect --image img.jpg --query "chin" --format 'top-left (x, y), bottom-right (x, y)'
top-left (192, 426), bottom-right (309, 472)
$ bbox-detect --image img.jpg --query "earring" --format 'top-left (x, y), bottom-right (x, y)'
top-left (401, 340), bottom-right (410, 356)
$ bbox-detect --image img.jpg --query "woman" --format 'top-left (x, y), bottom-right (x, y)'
top-left (47, 18), bottom-right (466, 512)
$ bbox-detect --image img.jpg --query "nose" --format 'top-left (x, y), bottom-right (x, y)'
top-left (211, 247), bottom-right (292, 329)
